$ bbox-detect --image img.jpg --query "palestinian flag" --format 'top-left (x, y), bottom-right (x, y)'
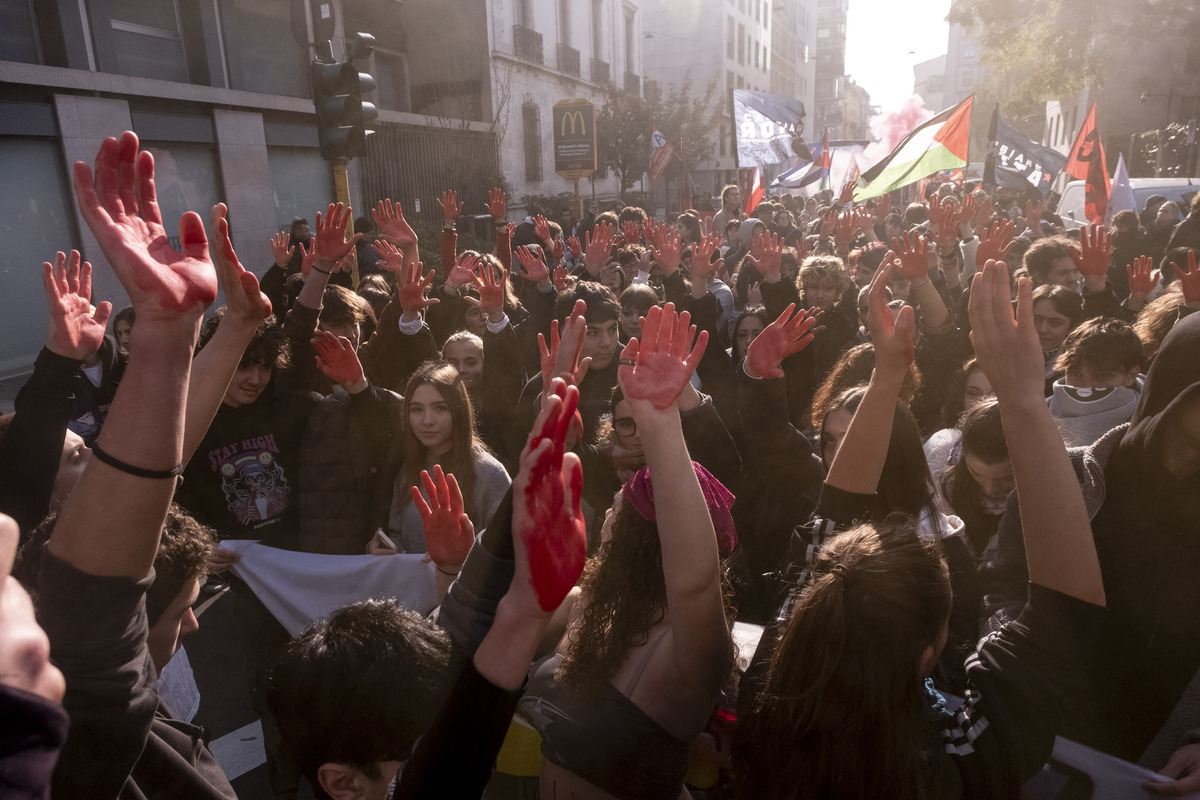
top-left (854, 96), bottom-right (973, 202)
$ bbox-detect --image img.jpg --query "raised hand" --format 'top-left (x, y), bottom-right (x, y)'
top-left (890, 232), bottom-right (930, 280)
top-left (651, 226), bottom-right (684, 275)
top-left (957, 193), bottom-right (978, 238)
top-left (567, 235), bottom-right (583, 260)
top-left (866, 259), bottom-right (915, 376)
top-left (618, 302), bottom-right (708, 410)
top-left (447, 252), bottom-right (481, 290)
top-left (73, 131), bottom-right (217, 320)
top-left (745, 303), bottom-right (816, 379)
top-left (372, 198), bottom-right (418, 252)
top-left (211, 204), bottom-right (271, 324)
top-left (1025, 199), bottom-right (1046, 237)
top-left (621, 219), bottom-right (642, 246)
top-left (839, 178), bottom-right (856, 205)
top-left (512, 378), bottom-right (586, 612)
top-left (1171, 250), bottom-right (1200, 306)
top-left (413, 465), bottom-right (475, 570)
top-left (852, 204), bottom-right (875, 234)
top-left (551, 238), bottom-right (565, 265)
top-left (834, 211), bottom-right (857, 248)
top-left (399, 254), bottom-right (439, 315)
top-left (969, 260), bottom-right (1043, 401)
top-left (971, 194), bottom-right (993, 233)
top-left (553, 266), bottom-right (570, 293)
top-left (484, 187), bottom-right (507, 221)
top-left (1126, 255), bottom-right (1159, 297)
top-left (472, 262), bottom-right (509, 313)
top-left (311, 329), bottom-right (365, 387)
top-left (976, 219), bottom-right (1015, 267)
top-left (534, 215), bottom-right (552, 242)
top-left (371, 238), bottom-right (406, 274)
top-left (749, 231), bottom-right (767, 265)
top-left (584, 221), bottom-right (615, 273)
top-left (819, 209), bottom-right (838, 238)
top-left (438, 189), bottom-right (464, 222)
top-left (1070, 223), bottom-right (1112, 279)
top-left (312, 202), bottom-right (361, 269)
top-left (42, 250), bottom-right (112, 360)
top-left (515, 245), bottom-right (549, 283)
top-left (746, 231), bottom-right (783, 281)
top-left (876, 194), bottom-right (892, 220)
top-left (539, 300), bottom-right (589, 391)
top-left (270, 231), bottom-right (294, 268)
top-left (691, 234), bottom-right (723, 281)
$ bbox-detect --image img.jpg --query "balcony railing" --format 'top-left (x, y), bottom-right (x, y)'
top-left (624, 71), bottom-right (641, 95)
top-left (590, 58), bottom-right (610, 84)
top-left (514, 25), bottom-right (543, 64)
top-left (557, 43), bottom-right (580, 77)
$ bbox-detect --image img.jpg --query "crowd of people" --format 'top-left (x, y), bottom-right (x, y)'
top-left (2, 129), bottom-right (1200, 800)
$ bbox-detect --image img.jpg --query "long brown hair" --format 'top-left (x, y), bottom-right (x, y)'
top-left (734, 518), bottom-right (958, 800)
top-left (940, 398), bottom-right (1007, 557)
top-left (397, 361), bottom-right (487, 522)
top-left (558, 500), bottom-right (735, 694)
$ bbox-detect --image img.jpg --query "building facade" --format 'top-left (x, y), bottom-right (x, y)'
top-left (0, 0), bottom-right (507, 374)
top-left (770, 0), bottom-right (817, 125)
top-left (813, 0), bottom-right (847, 136)
top-left (641, 0), bottom-right (773, 196)
top-left (913, 55), bottom-right (947, 115)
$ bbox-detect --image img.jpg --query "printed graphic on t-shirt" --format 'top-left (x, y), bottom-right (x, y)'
top-left (208, 435), bottom-right (290, 527)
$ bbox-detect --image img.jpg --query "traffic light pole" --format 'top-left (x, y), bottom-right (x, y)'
top-left (331, 156), bottom-right (359, 287)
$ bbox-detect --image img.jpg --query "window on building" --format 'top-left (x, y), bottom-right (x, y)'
top-left (719, 124), bottom-right (726, 157)
top-left (592, 0), bottom-right (603, 58)
top-left (560, 0), bottom-right (571, 45)
top-left (220, 0), bottom-right (308, 97)
top-left (0, 0), bottom-right (41, 63)
top-left (755, 0), bottom-right (760, 21)
top-left (516, 0), bottom-right (532, 27)
top-left (102, 0), bottom-right (189, 83)
top-left (754, 41), bottom-right (759, 69)
top-left (267, 146), bottom-right (334, 230)
top-left (523, 103), bottom-right (542, 182)
top-left (727, 16), bottom-right (735, 59)
top-left (625, 11), bottom-right (635, 73)
top-left (737, 24), bottom-right (745, 64)
top-left (737, 75), bottom-right (744, 88)
top-left (727, 69), bottom-right (734, 92)
top-left (140, 142), bottom-right (222, 247)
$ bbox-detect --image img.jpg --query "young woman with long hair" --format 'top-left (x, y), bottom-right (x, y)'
top-left (383, 361), bottom-right (510, 555)
top-left (523, 304), bottom-right (735, 800)
top-left (733, 260), bottom-right (1107, 799)
top-left (937, 398), bottom-right (1012, 561)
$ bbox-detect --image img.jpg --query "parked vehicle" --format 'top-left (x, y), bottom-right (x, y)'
top-left (1055, 178), bottom-right (1197, 230)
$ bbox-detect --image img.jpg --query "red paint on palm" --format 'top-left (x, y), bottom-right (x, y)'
top-left (745, 303), bottom-right (816, 379)
top-left (438, 189), bottom-right (463, 221)
top-left (312, 330), bottom-right (364, 386)
top-left (413, 466), bottom-right (474, 567)
top-left (1070, 224), bottom-right (1112, 278)
top-left (474, 263), bottom-right (508, 312)
top-left (485, 188), bottom-right (507, 221)
top-left (976, 220), bottom-right (1015, 267)
top-left (1171, 250), bottom-right (1200, 304)
top-left (618, 303), bottom-right (708, 410)
top-left (1126, 255), bottom-right (1158, 296)
top-left (891, 233), bottom-right (930, 280)
top-left (399, 257), bottom-right (439, 313)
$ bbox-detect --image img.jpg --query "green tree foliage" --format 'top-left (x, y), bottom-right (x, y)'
top-left (948, 0), bottom-right (1198, 117)
top-left (596, 73), bottom-right (720, 201)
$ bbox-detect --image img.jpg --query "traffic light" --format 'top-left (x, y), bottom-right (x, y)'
top-left (312, 33), bottom-right (377, 160)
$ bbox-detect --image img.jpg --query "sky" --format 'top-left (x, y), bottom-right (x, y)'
top-left (843, 0), bottom-right (952, 113)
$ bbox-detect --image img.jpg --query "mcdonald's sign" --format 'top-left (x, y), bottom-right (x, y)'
top-left (553, 98), bottom-right (597, 179)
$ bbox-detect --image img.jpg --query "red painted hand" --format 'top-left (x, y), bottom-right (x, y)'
top-left (311, 329), bottom-right (365, 386)
top-left (835, 211), bottom-right (856, 247)
top-left (372, 198), bottom-right (418, 251)
top-left (371, 239), bottom-right (406, 274)
top-left (585, 221), bottom-right (615, 272)
top-left (819, 209), bottom-right (838, 238)
top-left (551, 239), bottom-right (565, 264)
top-left (447, 253), bottom-right (480, 290)
top-left (270, 231), bottom-right (293, 268)
top-left (618, 303), bottom-right (708, 410)
top-left (691, 234), bottom-right (722, 281)
top-left (553, 266), bottom-right (570, 293)
top-left (484, 187), bottom-right (507, 221)
top-left (438, 189), bottom-right (464, 222)
top-left (313, 202), bottom-right (361, 268)
top-left (534, 215), bottom-right (552, 242)
top-left (567, 235), bottom-right (583, 259)
top-left (42, 250), bottom-right (112, 360)
top-left (890, 232), bottom-right (930, 280)
top-left (876, 194), bottom-right (892, 220)
top-left (73, 131), bottom-right (217, 319)
top-left (746, 231), bottom-right (783, 279)
top-left (1070, 224), bottom-right (1112, 278)
top-left (413, 465), bottom-right (475, 569)
top-left (473, 262), bottom-right (509, 313)
top-left (652, 226), bottom-right (684, 275)
top-left (867, 259), bottom-right (915, 375)
top-left (976, 219), bottom-right (1015, 267)
top-left (621, 219), bottom-right (642, 246)
top-left (839, 178), bottom-right (856, 205)
top-left (1171, 250), bottom-right (1200, 305)
top-left (513, 379), bottom-right (586, 612)
top-left (211, 204), bottom-right (271, 324)
top-left (1025, 199), bottom-right (1046, 236)
top-left (745, 303), bottom-right (816, 379)
top-left (399, 255), bottom-right (439, 314)
top-left (1126, 255), bottom-right (1159, 296)
top-left (539, 300), bottom-right (589, 391)
top-left (852, 204), bottom-right (875, 233)
top-left (515, 245), bottom-right (549, 282)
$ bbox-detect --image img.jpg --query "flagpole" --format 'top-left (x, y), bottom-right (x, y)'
top-left (982, 103), bottom-right (999, 192)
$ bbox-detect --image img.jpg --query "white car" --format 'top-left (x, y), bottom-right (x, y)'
top-left (1056, 178), bottom-right (1197, 230)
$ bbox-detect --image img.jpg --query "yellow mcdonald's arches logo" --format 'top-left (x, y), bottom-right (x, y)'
top-left (561, 110), bottom-right (587, 136)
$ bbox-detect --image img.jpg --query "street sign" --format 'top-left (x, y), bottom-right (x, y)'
top-left (553, 99), bottom-right (597, 180)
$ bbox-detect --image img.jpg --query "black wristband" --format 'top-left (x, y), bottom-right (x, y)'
top-left (311, 265), bottom-right (333, 275)
top-left (91, 442), bottom-right (184, 480)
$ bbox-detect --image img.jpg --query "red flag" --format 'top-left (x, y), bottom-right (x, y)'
top-left (744, 166), bottom-right (764, 214)
top-left (648, 126), bottom-right (675, 181)
top-left (1063, 103), bottom-right (1110, 225)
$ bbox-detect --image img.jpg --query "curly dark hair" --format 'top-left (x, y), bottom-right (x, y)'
top-left (558, 500), bottom-right (735, 695)
top-left (197, 309), bottom-right (290, 372)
